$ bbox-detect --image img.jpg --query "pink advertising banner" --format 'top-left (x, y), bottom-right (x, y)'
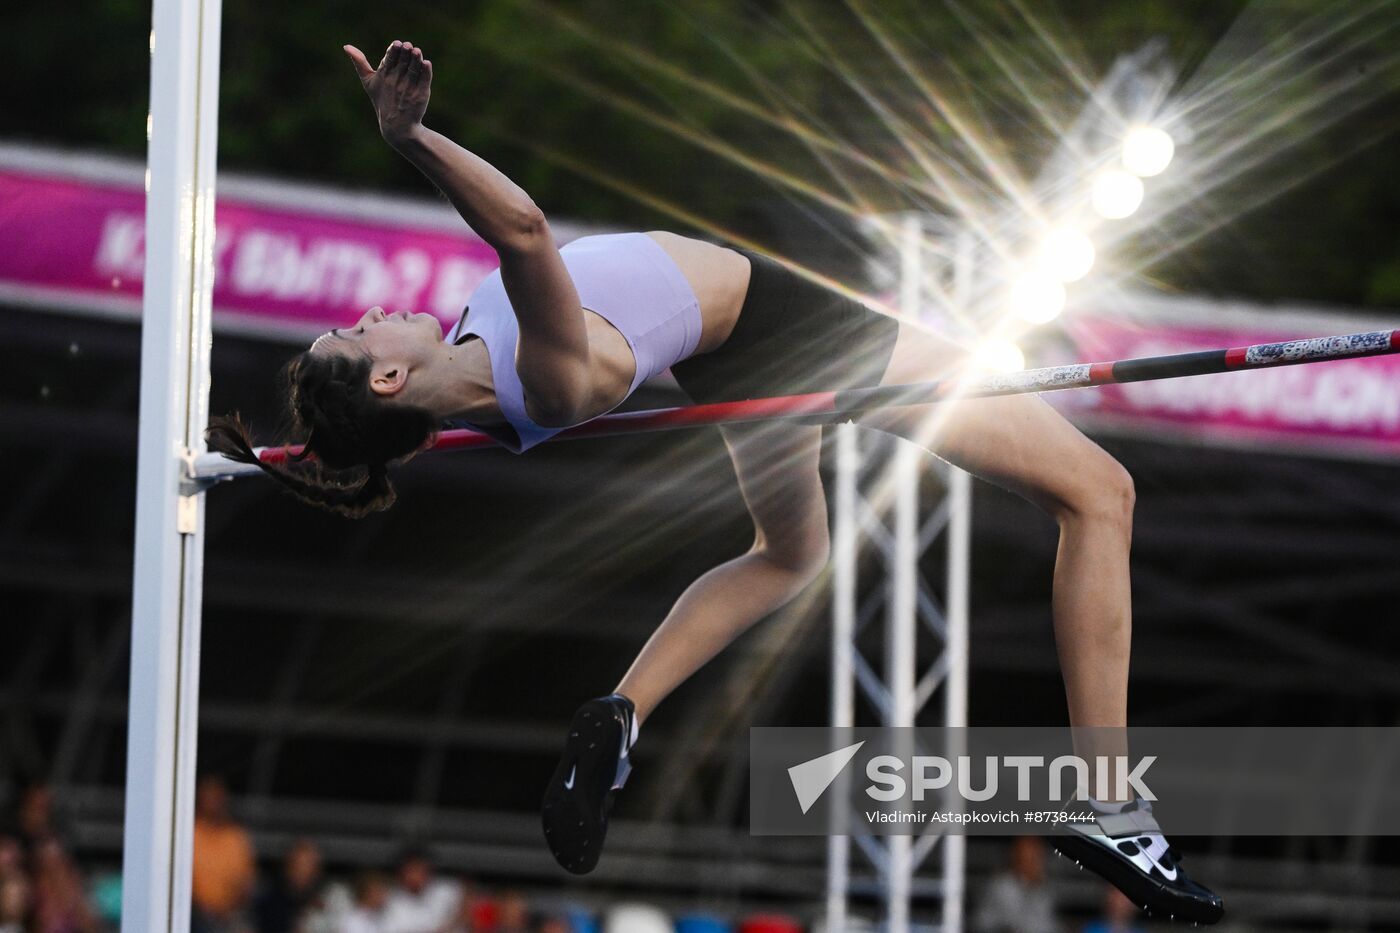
top-left (1059, 316), bottom-right (1400, 458)
top-left (0, 166), bottom-right (502, 334)
top-left (4, 162), bottom-right (1399, 458)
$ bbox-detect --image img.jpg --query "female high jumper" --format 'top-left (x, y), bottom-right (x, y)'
top-left (208, 40), bottom-right (1222, 924)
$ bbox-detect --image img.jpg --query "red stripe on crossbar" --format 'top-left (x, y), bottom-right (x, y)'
top-left (259, 392), bottom-right (842, 463)
top-left (226, 331), bottom-right (1398, 471)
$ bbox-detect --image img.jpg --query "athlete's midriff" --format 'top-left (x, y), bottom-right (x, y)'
top-left (571, 234), bottom-right (749, 410)
top-left (643, 231), bottom-right (750, 354)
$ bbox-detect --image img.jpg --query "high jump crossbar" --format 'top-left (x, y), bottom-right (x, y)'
top-left (192, 328), bottom-right (1400, 483)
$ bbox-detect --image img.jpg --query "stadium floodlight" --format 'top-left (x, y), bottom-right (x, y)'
top-left (1122, 125), bottom-right (1175, 177)
top-left (1035, 227), bottom-right (1096, 283)
top-left (1091, 168), bottom-right (1145, 219)
top-left (1009, 270), bottom-right (1067, 324)
top-left (971, 339), bottom-right (1026, 373)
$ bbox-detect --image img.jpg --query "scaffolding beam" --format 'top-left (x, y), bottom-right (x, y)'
top-left (827, 215), bottom-right (972, 932)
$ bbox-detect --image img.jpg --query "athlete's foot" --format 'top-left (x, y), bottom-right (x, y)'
top-left (541, 693), bottom-right (637, 874)
top-left (1052, 799), bottom-right (1224, 925)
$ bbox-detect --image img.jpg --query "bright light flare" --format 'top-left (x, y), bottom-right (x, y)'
top-left (972, 340), bottom-right (1026, 373)
top-left (1091, 169), bottom-right (1145, 219)
top-left (1122, 125), bottom-right (1175, 177)
top-left (1034, 227), bottom-right (1096, 282)
top-left (1009, 271), bottom-right (1067, 324)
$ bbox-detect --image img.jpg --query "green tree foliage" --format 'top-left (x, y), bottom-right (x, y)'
top-left (5, 0), bottom-right (1400, 308)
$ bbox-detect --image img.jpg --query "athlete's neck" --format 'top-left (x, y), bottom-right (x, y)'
top-left (418, 336), bottom-right (502, 424)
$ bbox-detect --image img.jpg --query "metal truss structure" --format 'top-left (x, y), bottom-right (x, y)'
top-left (825, 214), bottom-right (971, 933)
top-left (826, 427), bottom-right (971, 933)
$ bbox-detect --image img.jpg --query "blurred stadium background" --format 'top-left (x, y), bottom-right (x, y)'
top-left (4, 1), bottom-right (1400, 931)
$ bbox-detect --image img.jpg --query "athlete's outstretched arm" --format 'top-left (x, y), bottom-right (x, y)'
top-left (344, 40), bottom-right (591, 424)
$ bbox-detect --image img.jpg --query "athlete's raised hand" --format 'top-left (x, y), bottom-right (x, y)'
top-left (343, 40), bottom-right (433, 145)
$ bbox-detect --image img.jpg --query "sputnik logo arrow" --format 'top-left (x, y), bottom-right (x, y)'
top-left (788, 741), bottom-right (865, 814)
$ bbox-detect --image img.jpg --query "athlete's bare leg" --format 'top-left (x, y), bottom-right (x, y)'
top-left (862, 324), bottom-right (1134, 731)
top-left (615, 423), bottom-right (829, 724)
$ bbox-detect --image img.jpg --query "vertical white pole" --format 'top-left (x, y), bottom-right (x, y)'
top-left (826, 423), bottom-right (860, 932)
top-left (942, 227), bottom-right (975, 933)
top-left (886, 444), bottom-right (918, 933)
top-left (942, 469), bottom-right (971, 933)
top-left (884, 212), bottom-right (923, 933)
top-left (123, 0), bottom-right (221, 930)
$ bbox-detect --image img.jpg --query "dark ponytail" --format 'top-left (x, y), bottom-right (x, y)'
top-left (206, 350), bottom-right (438, 518)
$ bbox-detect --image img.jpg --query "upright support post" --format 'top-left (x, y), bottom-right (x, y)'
top-left (883, 212), bottom-right (924, 933)
top-left (122, 1), bottom-right (222, 930)
top-left (885, 443), bottom-right (920, 933)
top-left (942, 468), bottom-right (971, 933)
top-left (826, 214), bottom-right (973, 932)
top-left (826, 423), bottom-right (860, 932)
top-left (941, 225), bottom-right (976, 933)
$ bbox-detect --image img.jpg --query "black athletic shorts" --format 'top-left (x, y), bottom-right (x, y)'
top-left (670, 248), bottom-right (900, 406)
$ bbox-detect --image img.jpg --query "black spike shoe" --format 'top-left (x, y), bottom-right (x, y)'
top-left (541, 693), bottom-right (636, 874)
top-left (1052, 800), bottom-right (1224, 925)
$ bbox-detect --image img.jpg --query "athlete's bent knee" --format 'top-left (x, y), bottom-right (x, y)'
top-left (756, 524), bottom-right (831, 582)
top-left (1056, 455), bottom-right (1135, 532)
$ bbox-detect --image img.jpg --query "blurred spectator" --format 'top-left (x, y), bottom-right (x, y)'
top-left (300, 879), bottom-right (353, 933)
top-left (0, 836), bottom-right (30, 933)
top-left (0, 875), bottom-right (29, 933)
top-left (449, 883), bottom-right (493, 933)
top-left (675, 917), bottom-right (732, 933)
top-left (255, 839), bottom-right (324, 933)
top-left (557, 907), bottom-right (599, 933)
top-left (972, 836), bottom-right (1058, 933)
top-left (29, 837), bottom-right (96, 933)
top-left (736, 917), bottom-right (800, 933)
top-left (1082, 888), bottom-right (1145, 933)
top-left (380, 845), bottom-right (460, 933)
top-left (5, 783), bottom-right (71, 854)
top-left (191, 775), bottom-right (256, 933)
top-left (0, 835), bottom-right (24, 885)
top-left (90, 873), bottom-right (123, 930)
top-left (340, 871), bottom-right (390, 933)
top-left (535, 919), bottom-right (570, 933)
top-left (494, 891), bottom-right (529, 933)
top-left (603, 904), bottom-right (671, 933)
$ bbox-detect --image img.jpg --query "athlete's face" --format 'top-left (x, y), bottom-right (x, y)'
top-left (310, 306), bottom-right (444, 401)
top-left (312, 306), bottom-right (443, 358)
